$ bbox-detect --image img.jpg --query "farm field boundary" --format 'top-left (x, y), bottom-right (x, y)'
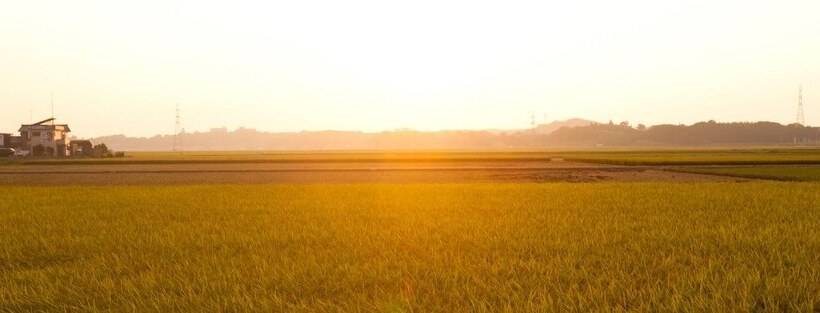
top-left (669, 166), bottom-right (820, 181)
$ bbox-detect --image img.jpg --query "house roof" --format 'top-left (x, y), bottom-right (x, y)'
top-left (19, 123), bottom-right (71, 132)
top-left (70, 140), bottom-right (92, 144)
top-left (33, 118), bottom-right (55, 125)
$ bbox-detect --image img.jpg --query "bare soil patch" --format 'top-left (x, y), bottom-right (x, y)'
top-left (0, 161), bottom-right (741, 185)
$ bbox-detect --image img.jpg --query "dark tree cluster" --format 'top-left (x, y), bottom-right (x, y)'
top-left (548, 121), bottom-right (820, 146)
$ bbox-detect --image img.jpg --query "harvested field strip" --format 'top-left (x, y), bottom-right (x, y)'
top-left (8, 157), bottom-right (555, 166)
top-left (553, 148), bottom-right (820, 165)
top-left (0, 169), bottom-right (737, 185)
top-left (0, 166), bottom-right (603, 175)
top-left (563, 157), bottom-right (820, 166)
top-left (6, 148), bottom-right (820, 166)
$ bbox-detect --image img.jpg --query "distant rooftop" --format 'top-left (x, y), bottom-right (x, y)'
top-left (19, 118), bottom-right (71, 132)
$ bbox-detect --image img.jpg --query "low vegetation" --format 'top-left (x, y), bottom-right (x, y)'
top-left (2, 183), bottom-right (819, 312)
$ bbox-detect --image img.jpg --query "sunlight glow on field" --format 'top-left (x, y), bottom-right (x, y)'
top-left (2, 183), bottom-right (819, 311)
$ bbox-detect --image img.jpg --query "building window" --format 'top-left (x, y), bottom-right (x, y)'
top-left (32, 132), bottom-right (40, 137)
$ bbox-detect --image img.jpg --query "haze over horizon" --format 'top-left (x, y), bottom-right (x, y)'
top-left (2, 0), bottom-right (818, 138)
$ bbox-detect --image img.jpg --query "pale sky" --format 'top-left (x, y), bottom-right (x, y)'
top-left (1, 0), bottom-right (818, 137)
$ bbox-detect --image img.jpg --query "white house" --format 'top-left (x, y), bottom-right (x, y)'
top-left (17, 118), bottom-right (71, 157)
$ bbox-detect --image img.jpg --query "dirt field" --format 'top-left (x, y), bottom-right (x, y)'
top-left (0, 160), bottom-right (741, 185)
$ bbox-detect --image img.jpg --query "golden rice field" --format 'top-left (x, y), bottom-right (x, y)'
top-left (2, 183), bottom-right (820, 312)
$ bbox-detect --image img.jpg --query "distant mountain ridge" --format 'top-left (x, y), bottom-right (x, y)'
top-left (87, 119), bottom-right (820, 151)
top-left (533, 118), bottom-right (595, 134)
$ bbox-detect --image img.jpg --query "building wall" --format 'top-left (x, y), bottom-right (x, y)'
top-left (19, 125), bottom-right (70, 156)
top-left (9, 136), bottom-right (23, 148)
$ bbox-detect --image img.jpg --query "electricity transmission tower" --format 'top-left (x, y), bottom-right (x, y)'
top-left (797, 85), bottom-right (805, 125)
top-left (173, 104), bottom-right (182, 152)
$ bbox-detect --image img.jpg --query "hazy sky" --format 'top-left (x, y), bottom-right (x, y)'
top-left (1, 0), bottom-right (818, 137)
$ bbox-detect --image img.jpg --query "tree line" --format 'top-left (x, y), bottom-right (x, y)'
top-left (90, 120), bottom-right (820, 151)
top-left (548, 121), bottom-right (820, 146)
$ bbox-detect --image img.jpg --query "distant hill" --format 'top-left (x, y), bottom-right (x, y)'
top-left (87, 120), bottom-right (820, 151)
top-left (533, 118), bottom-right (595, 134)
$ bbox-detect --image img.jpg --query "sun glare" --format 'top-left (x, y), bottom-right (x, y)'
top-left (1, 0), bottom-right (818, 136)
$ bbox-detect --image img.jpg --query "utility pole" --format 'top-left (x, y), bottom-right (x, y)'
top-left (50, 92), bottom-right (55, 125)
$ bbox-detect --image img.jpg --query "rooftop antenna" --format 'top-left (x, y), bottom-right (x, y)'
top-left (797, 85), bottom-right (806, 125)
top-left (50, 92), bottom-right (55, 125)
